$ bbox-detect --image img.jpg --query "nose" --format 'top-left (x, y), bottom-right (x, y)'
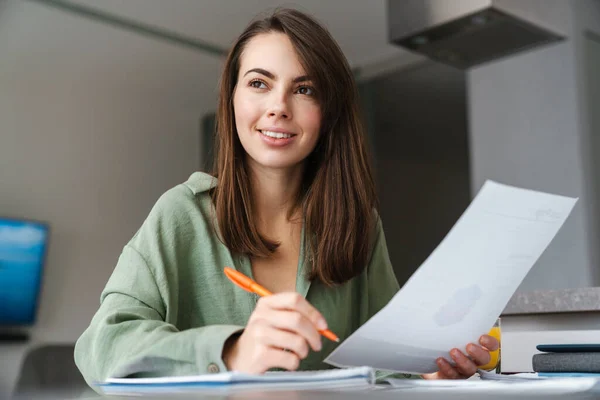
top-left (267, 91), bottom-right (291, 120)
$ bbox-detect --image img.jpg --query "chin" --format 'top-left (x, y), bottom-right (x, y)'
top-left (250, 156), bottom-right (305, 170)
top-left (259, 160), bottom-right (301, 169)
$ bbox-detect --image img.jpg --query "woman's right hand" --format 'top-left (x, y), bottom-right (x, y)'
top-left (222, 292), bottom-right (327, 373)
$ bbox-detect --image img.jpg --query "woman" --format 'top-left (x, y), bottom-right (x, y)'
top-left (74, 8), bottom-right (497, 386)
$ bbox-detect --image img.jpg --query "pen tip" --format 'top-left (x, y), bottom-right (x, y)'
top-left (335, 338), bottom-right (340, 342)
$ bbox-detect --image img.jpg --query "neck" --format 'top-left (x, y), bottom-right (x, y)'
top-left (247, 159), bottom-right (304, 230)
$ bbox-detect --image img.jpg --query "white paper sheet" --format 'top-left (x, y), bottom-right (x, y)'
top-left (99, 366), bottom-right (375, 395)
top-left (325, 180), bottom-right (578, 374)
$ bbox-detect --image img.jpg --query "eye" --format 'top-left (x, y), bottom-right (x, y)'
top-left (249, 79), bottom-right (267, 89)
top-left (296, 86), bottom-right (315, 96)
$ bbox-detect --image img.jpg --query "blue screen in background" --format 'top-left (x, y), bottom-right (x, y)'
top-left (0, 218), bottom-right (48, 325)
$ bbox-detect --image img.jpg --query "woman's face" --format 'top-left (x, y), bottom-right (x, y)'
top-left (233, 32), bottom-right (322, 171)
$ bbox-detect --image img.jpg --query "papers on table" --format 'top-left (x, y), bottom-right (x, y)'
top-left (97, 366), bottom-right (374, 396)
top-left (478, 370), bottom-right (542, 381)
top-left (385, 375), bottom-right (600, 396)
top-left (326, 180), bottom-right (577, 374)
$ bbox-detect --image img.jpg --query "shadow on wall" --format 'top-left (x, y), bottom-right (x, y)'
top-left (366, 60), bottom-right (471, 287)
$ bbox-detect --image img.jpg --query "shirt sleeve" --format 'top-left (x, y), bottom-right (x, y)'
top-left (74, 188), bottom-right (244, 389)
top-left (366, 214), bottom-right (423, 381)
top-left (74, 245), bottom-right (243, 387)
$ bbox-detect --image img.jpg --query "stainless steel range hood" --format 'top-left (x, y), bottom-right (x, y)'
top-left (388, 0), bottom-right (565, 69)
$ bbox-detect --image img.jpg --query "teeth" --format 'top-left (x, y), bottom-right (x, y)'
top-left (261, 130), bottom-right (293, 139)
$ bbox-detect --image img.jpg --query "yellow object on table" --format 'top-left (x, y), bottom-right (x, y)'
top-left (478, 319), bottom-right (501, 372)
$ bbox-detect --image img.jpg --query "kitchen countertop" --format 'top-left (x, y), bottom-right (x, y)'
top-left (502, 287), bottom-right (600, 315)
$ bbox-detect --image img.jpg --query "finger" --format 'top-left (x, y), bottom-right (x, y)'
top-left (450, 349), bottom-right (477, 378)
top-left (466, 343), bottom-right (491, 366)
top-left (264, 347), bottom-right (301, 371)
top-left (266, 310), bottom-right (322, 352)
top-left (436, 358), bottom-right (462, 379)
top-left (254, 324), bottom-right (310, 359)
top-left (479, 334), bottom-right (499, 351)
top-left (258, 293), bottom-right (327, 330)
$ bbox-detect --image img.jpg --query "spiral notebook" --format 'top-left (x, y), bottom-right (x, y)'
top-left (96, 366), bottom-right (375, 395)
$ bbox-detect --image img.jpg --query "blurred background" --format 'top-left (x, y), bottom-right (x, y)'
top-left (0, 0), bottom-right (598, 398)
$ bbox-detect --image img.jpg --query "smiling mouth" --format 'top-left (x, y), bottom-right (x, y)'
top-left (258, 129), bottom-right (296, 139)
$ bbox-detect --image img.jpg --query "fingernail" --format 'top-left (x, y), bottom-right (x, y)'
top-left (317, 318), bottom-right (327, 330)
top-left (481, 339), bottom-right (495, 351)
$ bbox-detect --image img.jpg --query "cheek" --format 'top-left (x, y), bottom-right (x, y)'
top-left (233, 95), bottom-right (259, 131)
top-left (302, 106), bottom-right (322, 137)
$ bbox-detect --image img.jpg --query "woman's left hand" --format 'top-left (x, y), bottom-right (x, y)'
top-left (422, 334), bottom-right (499, 380)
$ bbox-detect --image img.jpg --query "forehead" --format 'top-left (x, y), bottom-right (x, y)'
top-left (239, 32), bottom-right (307, 77)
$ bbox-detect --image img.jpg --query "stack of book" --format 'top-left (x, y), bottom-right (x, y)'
top-left (533, 344), bottom-right (600, 377)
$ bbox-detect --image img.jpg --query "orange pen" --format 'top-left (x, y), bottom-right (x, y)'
top-left (224, 266), bottom-right (340, 343)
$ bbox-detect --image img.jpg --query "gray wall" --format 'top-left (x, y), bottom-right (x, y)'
top-left (585, 32), bottom-right (600, 264)
top-left (468, 0), bottom-right (600, 291)
top-left (366, 61), bottom-right (471, 287)
top-left (577, 1), bottom-right (600, 288)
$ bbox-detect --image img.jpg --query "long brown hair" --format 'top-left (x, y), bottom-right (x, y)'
top-left (211, 8), bottom-right (378, 286)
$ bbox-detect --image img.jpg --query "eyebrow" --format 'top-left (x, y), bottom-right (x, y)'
top-left (243, 68), bottom-right (310, 83)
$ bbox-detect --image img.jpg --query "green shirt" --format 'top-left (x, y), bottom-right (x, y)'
top-left (74, 172), bottom-right (415, 387)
